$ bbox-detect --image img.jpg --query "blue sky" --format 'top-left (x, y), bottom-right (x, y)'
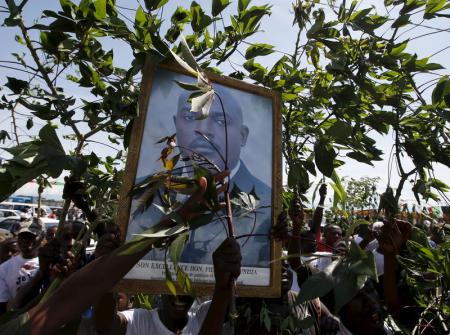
top-left (0, 0), bottom-right (449, 208)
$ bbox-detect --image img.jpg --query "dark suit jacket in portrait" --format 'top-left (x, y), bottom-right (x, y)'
top-left (126, 161), bottom-right (272, 267)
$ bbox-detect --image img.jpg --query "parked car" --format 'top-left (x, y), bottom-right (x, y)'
top-left (49, 207), bottom-right (63, 219)
top-left (0, 218), bottom-right (22, 236)
top-left (0, 202), bottom-right (52, 217)
top-left (0, 209), bottom-right (21, 223)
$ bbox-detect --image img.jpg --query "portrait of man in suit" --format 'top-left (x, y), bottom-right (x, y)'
top-left (125, 68), bottom-right (274, 284)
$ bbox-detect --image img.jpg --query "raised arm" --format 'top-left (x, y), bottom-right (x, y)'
top-left (378, 219), bottom-right (411, 313)
top-left (199, 237), bottom-right (241, 335)
top-left (92, 231), bottom-right (127, 335)
top-left (26, 176), bottom-right (214, 335)
top-left (287, 197), bottom-right (304, 271)
top-left (311, 184), bottom-right (327, 237)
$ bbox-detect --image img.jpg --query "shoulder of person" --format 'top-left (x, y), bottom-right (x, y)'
top-left (0, 255), bottom-right (19, 271)
top-left (119, 308), bottom-right (155, 322)
top-left (192, 300), bottom-right (212, 321)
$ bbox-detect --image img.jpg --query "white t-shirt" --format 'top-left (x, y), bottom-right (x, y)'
top-left (372, 249), bottom-right (384, 277)
top-left (354, 235), bottom-right (379, 251)
top-left (0, 254), bottom-right (39, 302)
top-left (121, 300), bottom-right (211, 335)
top-left (301, 252), bottom-right (333, 271)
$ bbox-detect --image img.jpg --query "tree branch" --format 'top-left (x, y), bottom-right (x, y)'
top-left (18, 18), bottom-right (83, 142)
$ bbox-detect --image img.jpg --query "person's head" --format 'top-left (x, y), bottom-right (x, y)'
top-left (323, 224), bottom-right (342, 246)
top-left (61, 221), bottom-right (81, 253)
top-left (357, 223), bottom-right (371, 238)
top-left (339, 281), bottom-right (385, 335)
top-left (115, 292), bottom-right (133, 311)
top-left (281, 260), bottom-right (293, 294)
top-left (17, 231), bottom-right (41, 259)
top-left (372, 221), bottom-right (384, 239)
top-left (0, 237), bottom-right (19, 263)
top-left (46, 226), bottom-right (58, 243)
top-left (174, 87), bottom-right (249, 171)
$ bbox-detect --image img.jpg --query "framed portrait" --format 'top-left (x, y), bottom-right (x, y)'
top-left (116, 59), bottom-right (282, 297)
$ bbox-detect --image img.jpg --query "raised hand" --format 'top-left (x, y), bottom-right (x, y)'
top-left (378, 219), bottom-right (411, 255)
top-left (212, 237), bottom-right (241, 291)
top-left (271, 211), bottom-right (290, 241)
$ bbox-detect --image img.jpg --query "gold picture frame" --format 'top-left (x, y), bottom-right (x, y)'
top-left (116, 58), bottom-right (282, 298)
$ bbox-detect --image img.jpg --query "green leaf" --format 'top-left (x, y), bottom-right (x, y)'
top-left (425, 0), bottom-right (448, 17)
top-left (26, 118), bottom-right (33, 130)
top-left (346, 151), bottom-right (373, 165)
top-left (212, 0), bottom-right (231, 16)
top-left (306, 10), bottom-right (324, 38)
top-left (188, 213), bottom-right (214, 230)
top-left (331, 170), bottom-right (346, 207)
top-left (176, 267), bottom-right (193, 294)
top-left (39, 124), bottom-right (64, 152)
top-left (134, 6), bottom-right (146, 27)
top-left (144, 0), bottom-right (169, 11)
top-left (171, 6), bottom-right (191, 24)
top-left (314, 140), bottom-right (336, 178)
top-left (288, 163), bottom-right (309, 192)
top-left (165, 267), bottom-right (177, 296)
top-left (325, 120), bottom-right (352, 141)
top-left (191, 1), bottom-right (212, 32)
top-left (169, 232), bottom-right (188, 269)
top-left (432, 76), bottom-right (449, 104)
top-left (400, 0), bottom-right (426, 15)
top-left (349, 8), bottom-right (372, 22)
top-left (5, 77), bottom-right (28, 94)
top-left (390, 40), bottom-right (408, 56)
top-left (0, 130), bottom-right (11, 144)
top-left (40, 30), bottom-right (68, 56)
top-left (297, 271), bottom-right (334, 303)
top-left (239, 5), bottom-right (271, 34)
top-left (114, 236), bottom-right (154, 256)
top-left (392, 14), bottom-right (410, 28)
top-left (174, 80), bottom-right (201, 91)
top-left (244, 43), bottom-right (274, 59)
top-left (238, 0), bottom-right (251, 12)
top-left (135, 224), bottom-right (188, 238)
top-left (93, 0), bottom-right (106, 19)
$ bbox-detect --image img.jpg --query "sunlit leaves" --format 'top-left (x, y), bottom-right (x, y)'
top-left (144, 0), bottom-right (169, 12)
top-left (330, 170), bottom-right (346, 208)
top-left (0, 124), bottom-right (86, 201)
top-left (432, 75), bottom-right (450, 106)
top-left (287, 163), bottom-right (309, 193)
top-left (392, 14), bottom-right (411, 28)
top-left (314, 140), bottom-right (336, 178)
top-left (390, 40), bottom-right (408, 57)
top-left (424, 0), bottom-right (450, 19)
top-left (244, 43), bottom-right (274, 59)
top-left (212, 0), bottom-right (231, 16)
top-left (190, 1), bottom-right (212, 32)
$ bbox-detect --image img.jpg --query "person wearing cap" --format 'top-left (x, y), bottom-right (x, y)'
top-left (0, 219), bottom-right (41, 314)
top-left (128, 83), bottom-right (272, 268)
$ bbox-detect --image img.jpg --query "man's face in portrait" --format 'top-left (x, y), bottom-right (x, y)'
top-left (174, 90), bottom-right (249, 172)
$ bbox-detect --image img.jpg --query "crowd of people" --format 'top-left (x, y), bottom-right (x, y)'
top-left (0, 178), bottom-right (447, 335)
